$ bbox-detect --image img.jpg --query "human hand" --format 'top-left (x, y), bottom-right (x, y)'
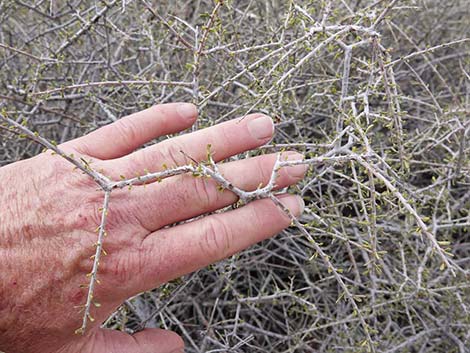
top-left (0, 103), bottom-right (306, 353)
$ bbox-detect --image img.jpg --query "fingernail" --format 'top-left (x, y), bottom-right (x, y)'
top-left (176, 103), bottom-right (197, 121)
top-left (247, 115), bottom-right (274, 140)
top-left (278, 194), bottom-right (305, 216)
top-left (283, 152), bottom-right (308, 179)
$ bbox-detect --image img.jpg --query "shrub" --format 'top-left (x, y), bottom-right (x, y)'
top-left (1, 0), bottom-right (469, 351)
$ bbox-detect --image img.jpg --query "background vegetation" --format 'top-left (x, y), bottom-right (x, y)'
top-left (1, 0), bottom-right (469, 351)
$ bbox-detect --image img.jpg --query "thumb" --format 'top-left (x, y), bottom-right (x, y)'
top-left (78, 327), bottom-right (184, 353)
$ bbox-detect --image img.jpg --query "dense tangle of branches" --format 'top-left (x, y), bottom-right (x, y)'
top-left (1, 0), bottom-right (469, 352)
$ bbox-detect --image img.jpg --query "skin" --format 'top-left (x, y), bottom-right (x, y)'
top-left (0, 103), bottom-right (306, 353)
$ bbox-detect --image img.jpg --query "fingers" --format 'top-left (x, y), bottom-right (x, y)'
top-left (63, 103), bottom-right (198, 159)
top-left (134, 194), bottom-right (304, 292)
top-left (102, 113), bottom-right (274, 177)
top-left (82, 328), bottom-right (184, 353)
top-left (128, 152), bottom-right (307, 231)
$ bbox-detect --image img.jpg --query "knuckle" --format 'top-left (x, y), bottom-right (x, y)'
top-left (160, 142), bottom-right (185, 167)
top-left (128, 149), bottom-right (152, 174)
top-left (145, 141), bottom-right (185, 170)
top-left (256, 157), bottom-right (269, 186)
top-left (148, 104), bottom-right (165, 117)
top-left (71, 192), bottom-right (105, 231)
top-left (200, 217), bottom-right (233, 259)
top-left (45, 155), bottom-right (70, 182)
top-left (114, 118), bottom-right (140, 148)
top-left (250, 202), bottom-right (269, 229)
top-left (191, 176), bottom-right (217, 209)
top-left (100, 252), bottom-right (133, 284)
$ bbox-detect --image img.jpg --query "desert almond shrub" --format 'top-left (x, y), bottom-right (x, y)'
top-left (0, 0), bottom-right (469, 352)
